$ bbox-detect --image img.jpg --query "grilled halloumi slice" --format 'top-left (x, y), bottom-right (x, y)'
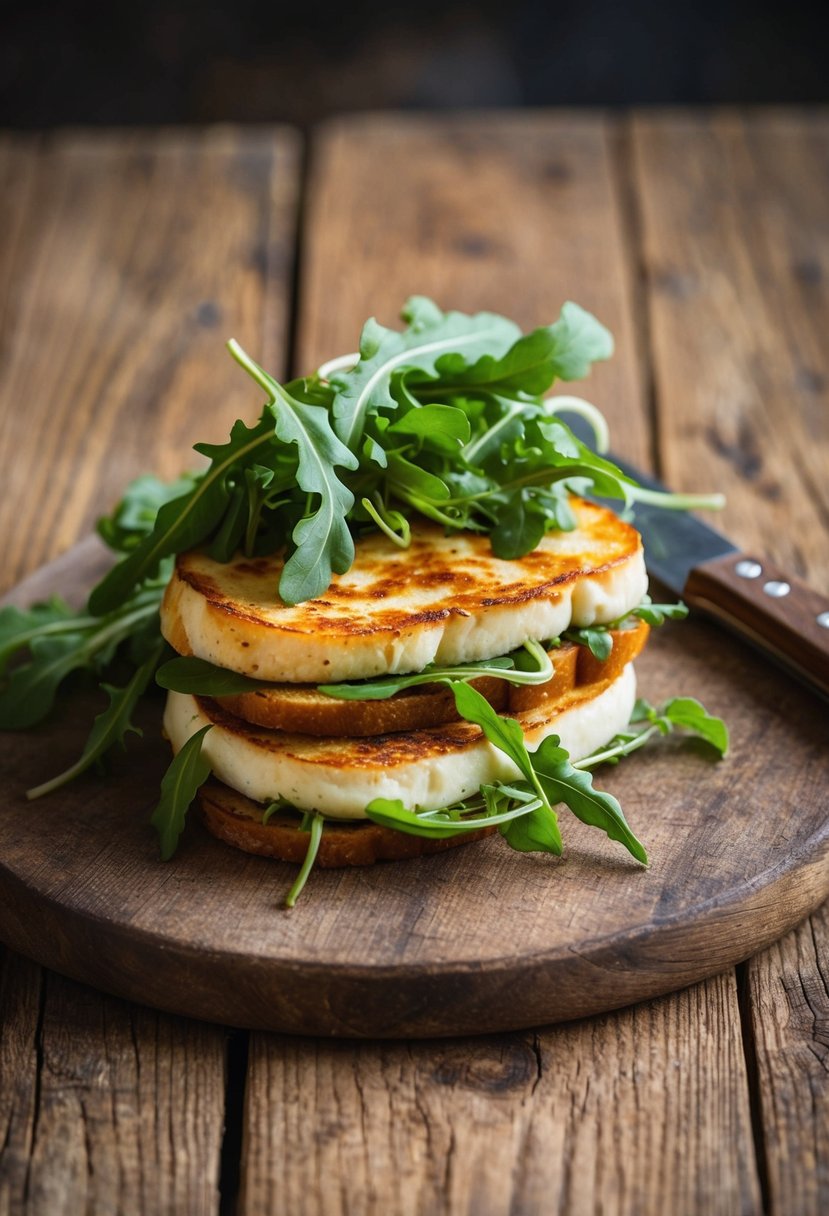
top-left (163, 664), bottom-right (636, 819)
top-left (160, 497), bottom-right (647, 684)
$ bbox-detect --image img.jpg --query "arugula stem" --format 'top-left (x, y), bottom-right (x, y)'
top-left (573, 725), bottom-right (659, 770)
top-left (544, 395), bottom-right (611, 453)
top-left (227, 338), bottom-right (276, 397)
top-left (284, 814), bottom-right (324, 907)
top-left (361, 496), bottom-right (410, 549)
top-left (626, 486), bottom-right (727, 512)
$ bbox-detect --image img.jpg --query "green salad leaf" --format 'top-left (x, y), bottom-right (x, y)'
top-left (156, 656), bottom-right (269, 696)
top-left (150, 725), bottom-right (213, 860)
top-left (317, 640), bottom-right (552, 700)
top-left (27, 638), bottom-right (165, 799)
top-left (327, 297), bottom-right (520, 450)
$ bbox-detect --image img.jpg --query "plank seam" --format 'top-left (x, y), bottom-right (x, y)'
top-left (218, 1028), bottom-right (250, 1216)
top-left (284, 132), bottom-right (311, 380)
top-left (20, 967), bottom-right (46, 1207)
top-left (608, 114), bottom-right (662, 478)
top-left (736, 960), bottom-right (772, 1215)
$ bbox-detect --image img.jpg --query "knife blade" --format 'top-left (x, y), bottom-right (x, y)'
top-left (562, 415), bottom-right (829, 700)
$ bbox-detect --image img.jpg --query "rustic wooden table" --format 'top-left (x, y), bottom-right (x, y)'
top-left (1, 110), bottom-right (828, 1215)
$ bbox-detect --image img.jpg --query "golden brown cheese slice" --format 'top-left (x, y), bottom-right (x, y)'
top-left (161, 497), bottom-right (647, 684)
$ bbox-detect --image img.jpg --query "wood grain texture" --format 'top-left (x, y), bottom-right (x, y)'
top-left (0, 127), bottom-right (300, 594)
top-left (631, 111), bottom-right (829, 582)
top-left (745, 902), bottom-right (829, 1216)
top-left (239, 974), bottom-right (760, 1216)
top-left (0, 958), bottom-right (226, 1216)
top-left (632, 110), bottom-right (829, 1216)
top-left (0, 127), bottom-right (302, 1214)
top-left (297, 112), bottom-right (650, 467)
top-left (3, 581), bottom-right (828, 1037)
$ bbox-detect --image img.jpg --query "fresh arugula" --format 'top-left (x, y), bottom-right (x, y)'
top-left (327, 297), bottom-right (520, 451)
top-left (149, 725), bottom-right (213, 860)
top-left (364, 692), bottom-right (729, 868)
top-left (153, 640), bottom-right (555, 700)
top-left (0, 587), bottom-right (163, 730)
top-left (84, 298), bottom-right (723, 621)
top-left (575, 696), bottom-right (729, 769)
top-left (318, 640), bottom-right (553, 700)
top-left (27, 638), bottom-right (165, 799)
top-left (156, 656), bottom-right (269, 696)
top-left (284, 814), bottom-right (325, 908)
top-left (563, 598), bottom-right (689, 661)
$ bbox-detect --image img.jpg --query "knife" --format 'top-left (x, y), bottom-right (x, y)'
top-left (563, 416), bottom-right (829, 700)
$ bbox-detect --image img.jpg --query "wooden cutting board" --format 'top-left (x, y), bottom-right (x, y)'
top-left (1, 541), bottom-right (827, 1038)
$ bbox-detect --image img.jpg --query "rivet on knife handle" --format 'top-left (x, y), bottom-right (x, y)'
top-left (685, 553), bottom-right (829, 699)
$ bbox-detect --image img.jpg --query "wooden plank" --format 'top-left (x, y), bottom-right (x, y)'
top-left (238, 112), bottom-right (761, 1212)
top-left (0, 950), bottom-right (41, 1216)
top-left (745, 903), bottom-right (829, 1216)
top-left (631, 111), bottom-right (829, 577)
top-left (0, 127), bottom-right (301, 1213)
top-left (0, 963), bottom-right (227, 1216)
top-left (296, 111), bottom-right (650, 467)
top-left (0, 127), bottom-right (299, 594)
top-left (240, 975), bottom-right (759, 1216)
top-left (632, 110), bottom-right (829, 1215)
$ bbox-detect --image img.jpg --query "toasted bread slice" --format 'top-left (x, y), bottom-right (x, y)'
top-left (163, 663), bottom-right (637, 818)
top-left (218, 621), bottom-right (649, 735)
top-left (198, 781), bottom-right (496, 867)
top-left (160, 497), bottom-right (647, 684)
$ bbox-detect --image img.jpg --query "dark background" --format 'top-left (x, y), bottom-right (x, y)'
top-left (2, 0), bottom-right (827, 127)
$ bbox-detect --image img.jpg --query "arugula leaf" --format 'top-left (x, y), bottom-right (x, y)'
top-left (429, 302), bottom-right (613, 394)
top-left (580, 696), bottom-right (729, 768)
top-left (89, 415), bottom-right (275, 615)
top-left (531, 734), bottom-right (647, 864)
top-left (632, 601), bottom-right (689, 626)
top-left (449, 681), bottom-right (563, 851)
top-left (498, 802), bottom-right (563, 854)
top-left (156, 656), bottom-right (269, 696)
top-left (449, 682), bottom-right (647, 862)
top-left (656, 697), bottom-right (730, 755)
top-left (0, 591), bottom-right (161, 729)
top-left (364, 791), bottom-right (545, 838)
top-left (97, 473), bottom-right (199, 553)
top-left (150, 725), bottom-right (213, 860)
top-left (0, 597), bottom-right (92, 675)
top-left (27, 639), bottom-right (164, 799)
top-left (228, 341), bottom-right (359, 605)
top-left (562, 599), bottom-right (689, 662)
top-left (387, 402), bottom-right (471, 451)
top-left (488, 490), bottom-right (549, 560)
top-left (329, 297), bottom-right (520, 450)
top-left (317, 640), bottom-right (552, 701)
top-left (566, 625), bottom-right (614, 661)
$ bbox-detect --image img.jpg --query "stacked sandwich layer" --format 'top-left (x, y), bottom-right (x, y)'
top-left (160, 497), bottom-right (650, 865)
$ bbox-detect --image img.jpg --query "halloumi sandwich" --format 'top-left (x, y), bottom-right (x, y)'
top-left (11, 297), bottom-right (726, 910)
top-left (160, 498), bottom-right (653, 869)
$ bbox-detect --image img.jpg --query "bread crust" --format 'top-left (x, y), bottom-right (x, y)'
top-left (198, 780), bottom-right (496, 867)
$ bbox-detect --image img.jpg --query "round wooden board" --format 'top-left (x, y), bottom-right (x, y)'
top-left (1, 541), bottom-right (828, 1038)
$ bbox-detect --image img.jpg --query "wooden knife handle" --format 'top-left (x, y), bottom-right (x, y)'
top-left (685, 552), bottom-right (829, 699)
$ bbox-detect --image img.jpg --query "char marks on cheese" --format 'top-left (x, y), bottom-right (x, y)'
top-left (160, 497), bottom-right (648, 683)
top-left (163, 666), bottom-right (637, 818)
